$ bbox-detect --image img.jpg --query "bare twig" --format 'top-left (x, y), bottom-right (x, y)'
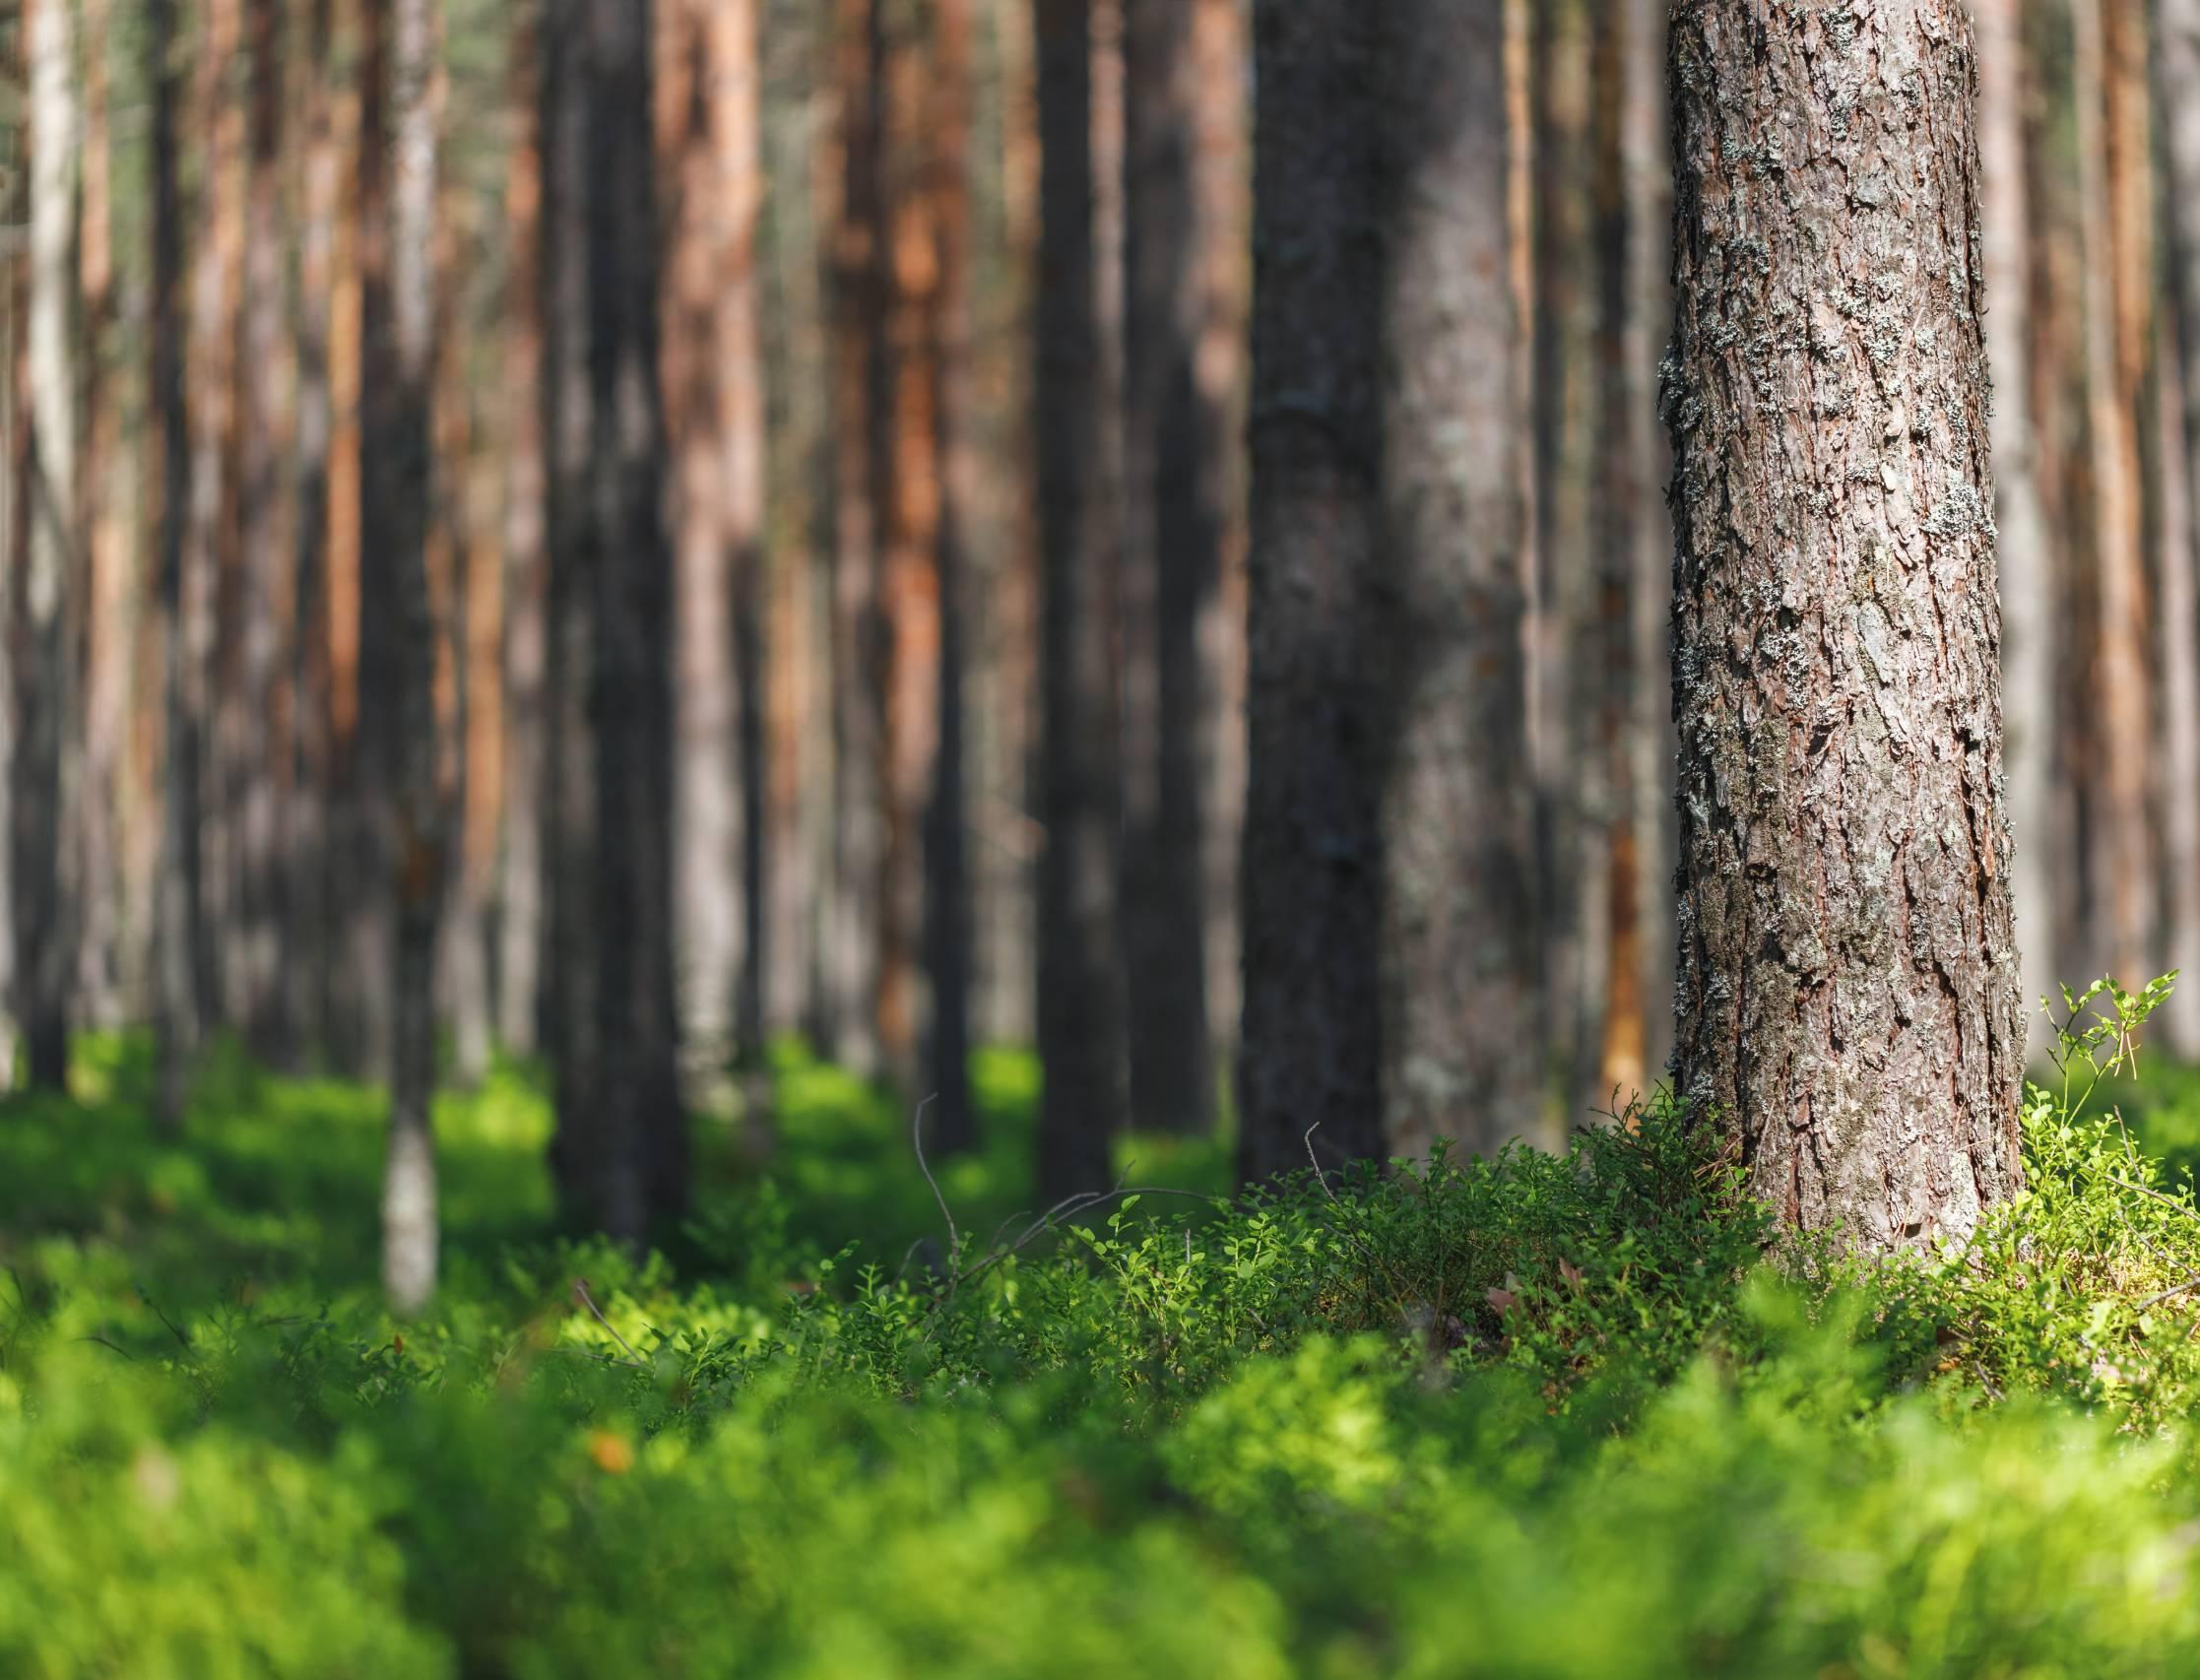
top-left (2109, 1174), bottom-right (2200, 1226)
top-left (74, 1333), bottom-right (137, 1360)
top-left (2136, 1272), bottom-right (2200, 1312)
top-left (570, 1278), bottom-right (649, 1369)
top-left (1305, 1123), bottom-right (1337, 1202)
top-left (910, 1094), bottom-right (959, 1261)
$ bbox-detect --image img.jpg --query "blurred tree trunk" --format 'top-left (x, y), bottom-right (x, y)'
top-left (2154, 311), bottom-right (2200, 1052)
top-left (361, 0), bottom-right (444, 1313)
top-left (924, 0), bottom-right (977, 1153)
top-left (2158, 0), bottom-right (2200, 1050)
top-left (499, 9), bottom-right (548, 1058)
top-left (235, 0), bottom-right (292, 1062)
top-left (1034, 0), bottom-right (1125, 1197)
top-left (149, 0), bottom-right (202, 1129)
top-left (658, 0), bottom-right (758, 1098)
top-left (2072, 0), bottom-right (2153, 990)
top-left (1975, 0), bottom-right (2055, 1049)
top-left (287, 0), bottom-right (340, 1068)
top-left (77, 0), bottom-right (126, 1030)
top-left (12, 0), bottom-right (79, 1091)
top-left (1667, 0), bottom-right (2022, 1246)
top-left (826, 0), bottom-right (884, 1075)
top-left (193, 0), bottom-right (243, 1040)
top-left (1119, 0), bottom-right (1219, 1135)
top-left (545, 0), bottom-right (687, 1240)
top-left (1237, 0), bottom-right (1537, 1183)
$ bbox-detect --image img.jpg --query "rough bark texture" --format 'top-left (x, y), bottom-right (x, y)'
top-left (1665, 0), bottom-right (2023, 1246)
top-left (12, 0), bottom-right (78, 1092)
top-left (1034, 0), bottom-right (1125, 1199)
top-left (1974, 0), bottom-right (2054, 1041)
top-left (1236, 0), bottom-right (1538, 1182)
top-left (1120, 0), bottom-right (1218, 1136)
top-left (2157, 0), bottom-right (2200, 1052)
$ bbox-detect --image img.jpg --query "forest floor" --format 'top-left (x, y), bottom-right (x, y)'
top-left (10, 1030), bottom-right (2200, 1674)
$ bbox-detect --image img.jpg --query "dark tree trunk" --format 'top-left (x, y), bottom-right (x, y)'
top-left (150, 0), bottom-right (205, 1131)
top-left (1034, 0), bottom-right (1126, 1199)
top-left (545, 0), bottom-right (688, 1241)
top-left (1119, 0), bottom-right (1218, 1136)
top-left (1665, 0), bottom-right (2023, 1247)
top-left (1237, 0), bottom-right (1537, 1184)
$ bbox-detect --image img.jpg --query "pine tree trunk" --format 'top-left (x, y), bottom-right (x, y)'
top-left (2072, 0), bottom-right (2153, 991)
top-left (546, 0), bottom-right (687, 1240)
top-left (924, 0), bottom-right (977, 1154)
top-left (826, 0), bottom-right (884, 1076)
top-left (149, 0), bottom-right (203, 1130)
top-left (1974, 0), bottom-right (2055, 1044)
top-left (1666, 0), bottom-right (2023, 1246)
top-left (498, 10), bottom-right (548, 1058)
top-left (1119, 0), bottom-right (1218, 1136)
top-left (370, 0), bottom-right (443, 1314)
top-left (12, 0), bottom-right (79, 1092)
top-left (1034, 0), bottom-right (1125, 1198)
top-left (2158, 0), bottom-right (2200, 1052)
top-left (1237, 0), bottom-right (1537, 1182)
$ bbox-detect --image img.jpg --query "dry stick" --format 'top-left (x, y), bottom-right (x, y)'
top-left (911, 1093), bottom-right (960, 1261)
top-left (570, 1277), bottom-right (650, 1369)
top-left (2108, 1174), bottom-right (2200, 1224)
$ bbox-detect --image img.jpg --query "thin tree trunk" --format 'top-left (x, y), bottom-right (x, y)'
top-left (77, 0), bottom-right (125, 1029)
top-left (150, 0), bottom-right (202, 1130)
top-left (826, 0), bottom-right (884, 1075)
top-left (1119, 0), bottom-right (1218, 1135)
top-left (1667, 0), bottom-right (2023, 1246)
top-left (499, 9), bottom-right (549, 1058)
top-left (923, 0), bottom-right (977, 1153)
top-left (1034, 0), bottom-right (1125, 1198)
top-left (2072, 0), bottom-right (2153, 991)
top-left (2155, 309), bottom-right (2200, 1050)
top-left (12, 0), bottom-right (79, 1091)
top-left (366, 0), bottom-right (444, 1314)
top-left (236, 0), bottom-right (292, 1062)
top-left (2157, 0), bottom-right (2200, 1049)
top-left (1975, 0), bottom-right (2055, 1051)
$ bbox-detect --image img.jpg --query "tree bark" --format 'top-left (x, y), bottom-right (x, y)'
top-left (1119, 0), bottom-right (1219, 1136)
top-left (1034, 0), bottom-right (1125, 1198)
top-left (12, 0), bottom-right (79, 1092)
top-left (1666, 0), bottom-right (2023, 1246)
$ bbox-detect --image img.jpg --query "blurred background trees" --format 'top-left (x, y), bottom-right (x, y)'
top-left (2, 0), bottom-right (2198, 1251)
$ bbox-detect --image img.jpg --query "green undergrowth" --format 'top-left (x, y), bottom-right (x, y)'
top-left (10, 991), bottom-right (2200, 1674)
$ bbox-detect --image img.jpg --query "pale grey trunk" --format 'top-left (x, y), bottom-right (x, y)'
top-left (2154, 315), bottom-right (2200, 1054)
top-left (1974, 0), bottom-right (2054, 1048)
top-left (1666, 0), bottom-right (2024, 1246)
top-left (379, 0), bottom-right (443, 1314)
top-left (14, 0), bottom-right (78, 1091)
